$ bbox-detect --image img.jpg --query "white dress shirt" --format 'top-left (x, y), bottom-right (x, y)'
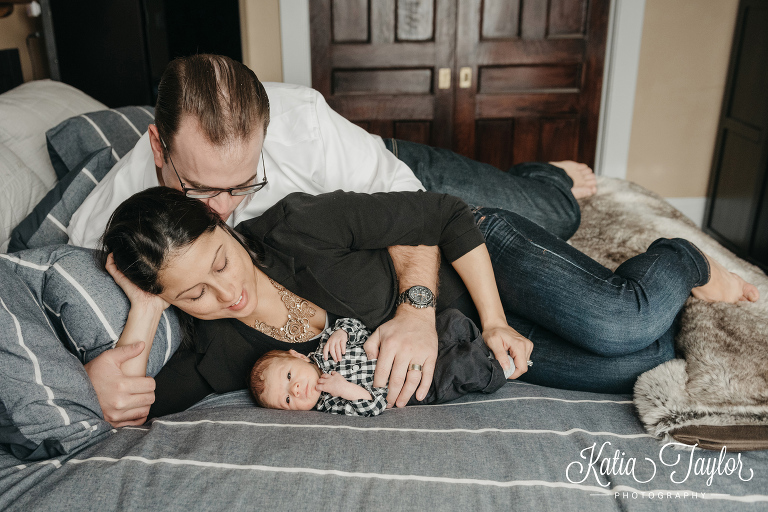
top-left (68, 82), bottom-right (423, 249)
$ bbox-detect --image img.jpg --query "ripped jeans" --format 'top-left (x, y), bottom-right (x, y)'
top-left (470, 207), bottom-right (710, 394)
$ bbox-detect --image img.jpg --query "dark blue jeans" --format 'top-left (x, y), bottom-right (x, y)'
top-left (384, 138), bottom-right (580, 240)
top-left (472, 207), bottom-right (710, 394)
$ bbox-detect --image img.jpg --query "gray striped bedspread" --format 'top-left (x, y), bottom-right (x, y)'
top-left (2, 383), bottom-right (766, 511)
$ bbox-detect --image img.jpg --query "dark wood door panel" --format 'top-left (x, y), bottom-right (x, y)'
top-left (478, 64), bottom-right (581, 93)
top-left (351, 120), bottom-right (432, 144)
top-left (312, 0), bottom-right (607, 164)
top-left (475, 117), bottom-right (579, 169)
top-left (481, 0), bottom-right (588, 40)
top-left (455, 0), bottom-right (608, 165)
top-left (328, 96), bottom-right (435, 120)
top-left (476, 93), bottom-right (580, 118)
top-left (333, 69), bottom-right (433, 95)
top-left (311, 0), bottom-right (455, 148)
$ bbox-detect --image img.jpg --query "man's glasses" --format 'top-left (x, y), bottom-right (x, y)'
top-left (160, 137), bottom-right (268, 199)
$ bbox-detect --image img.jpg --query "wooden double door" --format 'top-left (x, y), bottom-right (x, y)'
top-left (310, 0), bottom-right (609, 168)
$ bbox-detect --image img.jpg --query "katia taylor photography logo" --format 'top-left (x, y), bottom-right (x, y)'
top-left (566, 441), bottom-right (754, 488)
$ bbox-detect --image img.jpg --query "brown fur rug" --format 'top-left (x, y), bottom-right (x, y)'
top-left (569, 177), bottom-right (768, 441)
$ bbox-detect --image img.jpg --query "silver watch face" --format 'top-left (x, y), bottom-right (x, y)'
top-left (407, 285), bottom-right (434, 306)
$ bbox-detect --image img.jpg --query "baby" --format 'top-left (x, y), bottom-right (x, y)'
top-left (249, 309), bottom-right (515, 416)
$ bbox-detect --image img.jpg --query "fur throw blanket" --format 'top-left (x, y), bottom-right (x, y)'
top-left (569, 177), bottom-right (768, 446)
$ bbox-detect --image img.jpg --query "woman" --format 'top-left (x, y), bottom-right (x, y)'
top-left (102, 187), bottom-right (758, 420)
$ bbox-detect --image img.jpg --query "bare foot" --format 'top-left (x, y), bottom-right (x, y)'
top-left (691, 253), bottom-right (760, 303)
top-left (550, 160), bottom-right (597, 199)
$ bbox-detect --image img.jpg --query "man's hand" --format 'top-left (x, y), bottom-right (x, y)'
top-left (323, 329), bottom-right (349, 362)
top-left (84, 342), bottom-right (156, 427)
top-left (482, 324), bottom-right (533, 380)
top-left (365, 306), bottom-right (437, 407)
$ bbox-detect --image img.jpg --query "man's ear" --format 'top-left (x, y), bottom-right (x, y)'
top-left (288, 349), bottom-right (311, 362)
top-left (147, 124), bottom-right (166, 170)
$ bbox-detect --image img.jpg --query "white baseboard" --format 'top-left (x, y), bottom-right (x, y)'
top-left (664, 197), bottom-right (707, 228)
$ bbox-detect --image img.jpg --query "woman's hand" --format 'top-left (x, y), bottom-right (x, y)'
top-left (105, 253), bottom-right (169, 312)
top-left (323, 329), bottom-right (348, 361)
top-left (482, 324), bottom-right (533, 380)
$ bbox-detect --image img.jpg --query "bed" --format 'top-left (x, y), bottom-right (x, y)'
top-left (1, 80), bottom-right (767, 511)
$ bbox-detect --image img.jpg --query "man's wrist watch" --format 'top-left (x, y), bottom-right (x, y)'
top-left (395, 285), bottom-right (436, 309)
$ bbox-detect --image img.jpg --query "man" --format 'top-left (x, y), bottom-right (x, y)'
top-left (75, 54), bottom-right (596, 426)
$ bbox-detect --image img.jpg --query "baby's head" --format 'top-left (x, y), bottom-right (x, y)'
top-left (250, 349), bottom-right (322, 411)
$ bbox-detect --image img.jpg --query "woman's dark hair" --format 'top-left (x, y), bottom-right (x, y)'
top-left (154, 54), bottom-right (270, 160)
top-left (101, 187), bottom-right (224, 294)
top-left (101, 187), bottom-right (263, 346)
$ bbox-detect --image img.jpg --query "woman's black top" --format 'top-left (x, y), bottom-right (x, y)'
top-left (150, 190), bottom-right (485, 417)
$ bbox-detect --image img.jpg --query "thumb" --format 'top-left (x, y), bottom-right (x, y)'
top-left (364, 329), bottom-right (381, 359)
top-left (111, 342), bottom-right (146, 364)
top-left (490, 345), bottom-right (511, 372)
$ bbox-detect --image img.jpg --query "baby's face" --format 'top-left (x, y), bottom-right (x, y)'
top-left (261, 351), bottom-right (322, 410)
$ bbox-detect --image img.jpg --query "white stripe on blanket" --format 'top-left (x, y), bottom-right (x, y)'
top-left (0, 254), bottom-right (49, 271)
top-left (0, 297), bottom-right (71, 425)
top-left (53, 263), bottom-right (118, 341)
top-left (150, 420), bottom-right (653, 439)
top-left (65, 456), bottom-right (768, 503)
top-left (162, 310), bottom-right (172, 365)
top-left (410, 395), bottom-right (634, 407)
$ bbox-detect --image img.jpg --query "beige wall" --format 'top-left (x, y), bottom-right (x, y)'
top-left (0, 6), bottom-right (46, 83)
top-left (626, 0), bottom-right (739, 198)
top-left (239, 0), bottom-right (283, 82)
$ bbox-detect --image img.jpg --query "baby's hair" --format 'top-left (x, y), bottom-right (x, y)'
top-left (249, 350), bottom-right (297, 407)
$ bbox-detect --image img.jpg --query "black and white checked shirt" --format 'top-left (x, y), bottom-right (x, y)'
top-left (311, 318), bottom-right (388, 416)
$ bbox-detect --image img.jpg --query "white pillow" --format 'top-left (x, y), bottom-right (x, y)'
top-left (0, 80), bottom-right (107, 252)
top-left (0, 143), bottom-right (47, 253)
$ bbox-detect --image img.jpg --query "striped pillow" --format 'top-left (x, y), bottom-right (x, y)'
top-left (46, 106), bottom-right (155, 180)
top-left (8, 147), bottom-right (115, 252)
top-left (0, 245), bottom-right (182, 460)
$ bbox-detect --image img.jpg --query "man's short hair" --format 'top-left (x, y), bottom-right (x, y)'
top-left (155, 54), bottom-right (270, 157)
top-left (249, 350), bottom-right (295, 407)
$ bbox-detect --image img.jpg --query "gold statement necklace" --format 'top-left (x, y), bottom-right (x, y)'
top-left (252, 278), bottom-right (317, 343)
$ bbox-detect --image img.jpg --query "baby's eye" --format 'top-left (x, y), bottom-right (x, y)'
top-left (285, 396), bottom-right (290, 404)
top-left (287, 372), bottom-right (291, 380)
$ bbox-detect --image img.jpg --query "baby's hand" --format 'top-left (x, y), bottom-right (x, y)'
top-left (323, 329), bottom-right (349, 361)
top-left (316, 371), bottom-right (351, 396)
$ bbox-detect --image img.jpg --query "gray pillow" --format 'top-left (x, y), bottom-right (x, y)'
top-left (46, 106), bottom-right (154, 180)
top-left (0, 246), bottom-right (182, 460)
top-left (8, 147), bottom-right (115, 252)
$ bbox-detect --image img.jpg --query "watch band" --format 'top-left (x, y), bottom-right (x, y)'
top-left (395, 285), bottom-right (436, 309)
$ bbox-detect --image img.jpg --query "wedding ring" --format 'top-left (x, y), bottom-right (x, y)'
top-left (527, 360), bottom-right (533, 367)
top-left (408, 363), bottom-right (423, 372)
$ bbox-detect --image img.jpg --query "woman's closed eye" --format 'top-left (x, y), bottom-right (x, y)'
top-left (188, 256), bottom-right (228, 301)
